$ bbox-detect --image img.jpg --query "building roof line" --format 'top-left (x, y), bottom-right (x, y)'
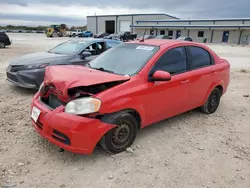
top-left (130, 25), bottom-right (250, 28)
top-left (136, 18), bottom-right (250, 22)
top-left (87, 13), bottom-right (179, 19)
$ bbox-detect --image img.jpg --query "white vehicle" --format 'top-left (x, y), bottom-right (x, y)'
top-left (68, 29), bottom-right (83, 37)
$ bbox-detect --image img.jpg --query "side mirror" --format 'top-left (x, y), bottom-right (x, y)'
top-left (81, 51), bottom-right (91, 58)
top-left (150, 70), bottom-right (171, 82)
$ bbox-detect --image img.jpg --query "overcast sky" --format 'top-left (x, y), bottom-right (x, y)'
top-left (0, 0), bottom-right (249, 26)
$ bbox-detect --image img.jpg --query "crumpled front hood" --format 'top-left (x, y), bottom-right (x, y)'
top-left (44, 65), bottom-right (130, 99)
top-left (9, 52), bottom-right (70, 66)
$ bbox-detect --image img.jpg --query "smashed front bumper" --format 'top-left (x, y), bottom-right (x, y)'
top-left (31, 92), bottom-right (114, 154)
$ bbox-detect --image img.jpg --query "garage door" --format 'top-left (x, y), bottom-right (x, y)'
top-left (119, 20), bottom-right (131, 32)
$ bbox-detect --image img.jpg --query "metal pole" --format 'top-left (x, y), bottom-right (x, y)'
top-left (238, 29), bottom-right (243, 45)
top-left (210, 30), bottom-right (214, 43)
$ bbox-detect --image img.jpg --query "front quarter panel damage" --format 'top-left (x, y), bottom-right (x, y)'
top-left (95, 78), bottom-right (148, 127)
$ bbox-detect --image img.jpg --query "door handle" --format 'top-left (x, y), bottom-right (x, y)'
top-left (181, 79), bottom-right (190, 84)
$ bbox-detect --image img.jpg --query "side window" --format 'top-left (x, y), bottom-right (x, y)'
top-left (97, 42), bottom-right (105, 54)
top-left (98, 42), bottom-right (104, 50)
top-left (152, 47), bottom-right (187, 75)
top-left (188, 46), bottom-right (211, 69)
top-left (85, 42), bottom-right (105, 55)
top-left (85, 44), bottom-right (94, 51)
top-left (85, 43), bottom-right (97, 55)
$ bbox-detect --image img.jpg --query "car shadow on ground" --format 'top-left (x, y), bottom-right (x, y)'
top-left (8, 85), bottom-right (37, 95)
top-left (31, 108), bottom-right (204, 163)
top-left (0, 47), bottom-right (11, 50)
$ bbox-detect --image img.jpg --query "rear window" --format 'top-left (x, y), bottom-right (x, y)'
top-left (188, 46), bottom-right (211, 69)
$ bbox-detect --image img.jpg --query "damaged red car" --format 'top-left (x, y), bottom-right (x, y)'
top-left (31, 39), bottom-right (230, 155)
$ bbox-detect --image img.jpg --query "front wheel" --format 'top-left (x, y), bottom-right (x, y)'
top-left (100, 113), bottom-right (138, 154)
top-left (200, 88), bottom-right (221, 114)
top-left (0, 42), bottom-right (5, 48)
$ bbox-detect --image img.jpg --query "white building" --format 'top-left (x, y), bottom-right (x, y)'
top-left (87, 13), bottom-right (178, 35)
top-left (87, 13), bottom-right (250, 45)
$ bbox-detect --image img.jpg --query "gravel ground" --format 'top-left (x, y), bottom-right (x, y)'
top-left (0, 33), bottom-right (250, 188)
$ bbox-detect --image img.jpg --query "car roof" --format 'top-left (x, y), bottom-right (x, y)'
top-left (104, 39), bottom-right (122, 43)
top-left (69, 38), bottom-right (106, 43)
top-left (128, 39), bottom-right (196, 47)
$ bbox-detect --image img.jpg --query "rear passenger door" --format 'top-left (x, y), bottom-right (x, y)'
top-left (186, 46), bottom-right (216, 108)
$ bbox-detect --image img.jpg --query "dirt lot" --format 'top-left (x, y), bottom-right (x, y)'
top-left (0, 33), bottom-right (250, 188)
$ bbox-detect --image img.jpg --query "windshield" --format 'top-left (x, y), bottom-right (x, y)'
top-left (90, 43), bottom-right (159, 76)
top-left (49, 41), bottom-right (87, 55)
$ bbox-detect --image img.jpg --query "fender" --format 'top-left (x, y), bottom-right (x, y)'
top-left (202, 80), bottom-right (224, 105)
top-left (98, 96), bottom-right (146, 126)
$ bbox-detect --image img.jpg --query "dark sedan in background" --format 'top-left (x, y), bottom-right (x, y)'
top-left (177, 36), bottom-right (193, 41)
top-left (155, 35), bottom-right (172, 39)
top-left (0, 32), bottom-right (11, 48)
top-left (103, 34), bottom-right (120, 40)
top-left (94, 32), bottom-right (110, 38)
top-left (6, 38), bottom-right (110, 89)
top-left (136, 35), bottom-right (155, 40)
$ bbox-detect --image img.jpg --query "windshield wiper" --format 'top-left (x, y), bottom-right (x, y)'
top-left (93, 67), bottom-right (114, 73)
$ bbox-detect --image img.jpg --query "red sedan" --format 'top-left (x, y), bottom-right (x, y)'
top-left (30, 39), bottom-right (230, 154)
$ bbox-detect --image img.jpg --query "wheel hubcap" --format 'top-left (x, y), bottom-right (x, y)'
top-left (210, 95), bottom-right (217, 107)
top-left (111, 123), bottom-right (130, 147)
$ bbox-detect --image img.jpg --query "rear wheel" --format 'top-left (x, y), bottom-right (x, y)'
top-left (0, 42), bottom-right (5, 48)
top-left (100, 113), bottom-right (138, 154)
top-left (200, 88), bottom-right (221, 114)
top-left (52, 32), bottom-right (59, 37)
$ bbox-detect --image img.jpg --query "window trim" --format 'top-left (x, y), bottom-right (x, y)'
top-left (186, 45), bottom-right (214, 71)
top-left (148, 46), bottom-right (189, 78)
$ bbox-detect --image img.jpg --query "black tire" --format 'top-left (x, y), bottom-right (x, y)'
top-left (52, 32), bottom-right (59, 37)
top-left (100, 112), bottom-right (138, 154)
top-left (0, 42), bottom-right (5, 48)
top-left (72, 33), bottom-right (76, 37)
top-left (200, 88), bottom-right (221, 114)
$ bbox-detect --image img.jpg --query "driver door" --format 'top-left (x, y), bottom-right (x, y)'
top-left (144, 46), bottom-right (192, 125)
